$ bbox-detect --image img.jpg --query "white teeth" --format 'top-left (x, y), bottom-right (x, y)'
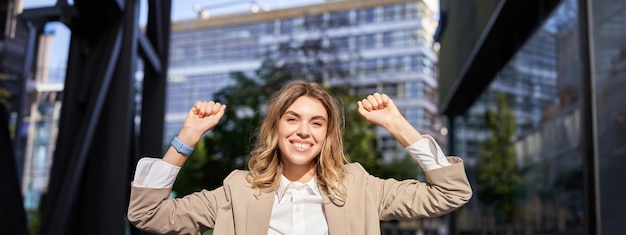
top-left (293, 142), bottom-right (312, 150)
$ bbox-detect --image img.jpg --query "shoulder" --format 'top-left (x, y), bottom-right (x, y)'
top-left (345, 162), bottom-right (367, 173)
top-left (223, 169), bottom-right (250, 185)
top-left (344, 162), bottom-right (371, 181)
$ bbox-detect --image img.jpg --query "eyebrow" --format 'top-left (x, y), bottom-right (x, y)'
top-left (283, 110), bottom-right (327, 122)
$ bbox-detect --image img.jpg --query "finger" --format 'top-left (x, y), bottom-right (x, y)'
top-left (372, 93), bottom-right (384, 109)
top-left (381, 93), bottom-right (389, 101)
top-left (360, 99), bottom-right (373, 111)
top-left (381, 94), bottom-right (393, 107)
top-left (215, 104), bottom-right (227, 119)
top-left (202, 101), bottom-right (214, 117)
top-left (357, 101), bottom-right (369, 117)
top-left (210, 102), bottom-right (222, 115)
top-left (366, 95), bottom-right (378, 110)
top-left (193, 101), bottom-right (204, 114)
top-left (372, 92), bottom-right (382, 101)
top-left (207, 101), bottom-right (217, 117)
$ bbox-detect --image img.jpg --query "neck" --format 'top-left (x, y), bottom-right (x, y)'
top-left (282, 163), bottom-right (316, 183)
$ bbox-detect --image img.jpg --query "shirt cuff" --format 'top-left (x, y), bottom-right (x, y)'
top-left (405, 135), bottom-right (451, 170)
top-left (132, 157), bottom-right (181, 188)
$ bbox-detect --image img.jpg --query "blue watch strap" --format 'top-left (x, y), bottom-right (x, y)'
top-left (171, 136), bottom-right (194, 156)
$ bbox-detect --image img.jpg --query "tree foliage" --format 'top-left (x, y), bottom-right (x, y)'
top-left (477, 93), bottom-right (522, 223)
top-left (0, 88), bottom-right (9, 108)
top-left (376, 154), bottom-right (421, 181)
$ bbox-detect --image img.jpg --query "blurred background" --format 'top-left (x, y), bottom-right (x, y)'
top-left (1, 0), bottom-right (624, 234)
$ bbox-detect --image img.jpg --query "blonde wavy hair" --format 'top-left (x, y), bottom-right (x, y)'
top-left (247, 80), bottom-right (349, 206)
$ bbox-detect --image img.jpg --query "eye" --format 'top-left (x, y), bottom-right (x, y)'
top-left (312, 121), bottom-right (324, 127)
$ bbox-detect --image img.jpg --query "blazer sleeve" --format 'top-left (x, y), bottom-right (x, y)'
top-left (127, 170), bottom-right (240, 235)
top-left (360, 157), bottom-right (472, 221)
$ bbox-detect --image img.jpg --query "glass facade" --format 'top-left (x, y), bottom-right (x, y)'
top-left (448, 0), bottom-right (626, 233)
top-left (591, 0), bottom-right (626, 232)
top-left (166, 1), bottom-right (443, 160)
top-left (454, 0), bottom-right (583, 233)
top-left (169, 24), bottom-right (262, 67)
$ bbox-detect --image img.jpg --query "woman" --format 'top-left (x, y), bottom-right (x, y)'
top-left (128, 80), bottom-right (472, 235)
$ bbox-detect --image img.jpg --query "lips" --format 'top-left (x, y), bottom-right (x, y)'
top-left (290, 140), bottom-right (313, 151)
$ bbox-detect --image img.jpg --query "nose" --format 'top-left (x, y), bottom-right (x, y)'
top-left (296, 123), bottom-right (310, 138)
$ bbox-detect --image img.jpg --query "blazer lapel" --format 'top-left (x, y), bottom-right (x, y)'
top-left (322, 191), bottom-right (351, 234)
top-left (246, 191), bottom-right (275, 235)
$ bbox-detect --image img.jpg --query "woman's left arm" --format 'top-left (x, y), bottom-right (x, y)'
top-left (361, 158), bottom-right (472, 220)
top-left (357, 93), bottom-right (473, 219)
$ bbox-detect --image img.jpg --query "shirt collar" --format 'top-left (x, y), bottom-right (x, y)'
top-left (276, 175), bottom-right (321, 202)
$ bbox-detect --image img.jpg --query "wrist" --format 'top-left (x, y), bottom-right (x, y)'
top-left (384, 117), bottom-right (423, 147)
top-left (171, 136), bottom-right (195, 156)
top-left (176, 128), bottom-right (203, 147)
top-left (382, 116), bottom-right (410, 132)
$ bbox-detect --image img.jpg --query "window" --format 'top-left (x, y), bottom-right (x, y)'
top-left (329, 11), bottom-right (350, 28)
top-left (355, 84), bottom-right (378, 96)
top-left (378, 135), bottom-right (399, 152)
top-left (304, 15), bottom-right (325, 29)
top-left (382, 83), bottom-right (399, 97)
top-left (264, 21), bottom-right (275, 35)
top-left (405, 81), bottom-right (423, 98)
top-left (330, 36), bottom-right (350, 52)
top-left (357, 8), bottom-right (376, 24)
top-left (362, 33), bottom-right (377, 49)
top-left (359, 58), bottom-right (378, 75)
top-left (381, 57), bottom-right (392, 73)
top-left (383, 5), bottom-right (398, 21)
top-left (395, 56), bottom-right (405, 72)
top-left (281, 18), bottom-right (303, 34)
top-left (404, 107), bottom-right (424, 128)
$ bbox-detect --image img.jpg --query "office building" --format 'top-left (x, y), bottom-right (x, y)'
top-left (165, 0), bottom-right (443, 162)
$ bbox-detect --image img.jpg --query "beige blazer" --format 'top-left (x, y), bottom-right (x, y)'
top-left (128, 157), bottom-right (472, 235)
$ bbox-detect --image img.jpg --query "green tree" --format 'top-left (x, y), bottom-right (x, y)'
top-left (377, 154), bottom-right (421, 181)
top-left (173, 136), bottom-right (219, 195)
top-left (333, 86), bottom-right (379, 174)
top-left (477, 93), bottom-right (522, 224)
top-left (0, 88), bottom-right (12, 138)
top-left (0, 88), bottom-right (8, 107)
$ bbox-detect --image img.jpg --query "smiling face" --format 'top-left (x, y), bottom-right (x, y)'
top-left (277, 96), bottom-right (328, 171)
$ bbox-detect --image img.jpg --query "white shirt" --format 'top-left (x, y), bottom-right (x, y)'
top-left (268, 176), bottom-right (327, 235)
top-left (132, 135), bottom-right (450, 234)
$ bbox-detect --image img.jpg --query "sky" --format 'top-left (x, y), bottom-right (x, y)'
top-left (22, 0), bottom-right (324, 75)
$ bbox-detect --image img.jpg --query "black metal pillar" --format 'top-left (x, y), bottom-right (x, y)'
top-left (12, 20), bottom-right (39, 190)
top-left (446, 117), bottom-right (457, 235)
top-left (11, 0), bottom-right (172, 234)
top-left (39, 0), bottom-right (128, 233)
top-left (139, 0), bottom-right (170, 158)
top-left (577, 0), bottom-right (600, 233)
top-left (0, 11), bottom-right (43, 235)
top-left (0, 81), bottom-right (28, 235)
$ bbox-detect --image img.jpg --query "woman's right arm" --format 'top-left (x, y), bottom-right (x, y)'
top-left (127, 101), bottom-right (226, 234)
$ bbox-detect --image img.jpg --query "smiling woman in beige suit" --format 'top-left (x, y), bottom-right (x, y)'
top-left (128, 80), bottom-right (472, 235)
